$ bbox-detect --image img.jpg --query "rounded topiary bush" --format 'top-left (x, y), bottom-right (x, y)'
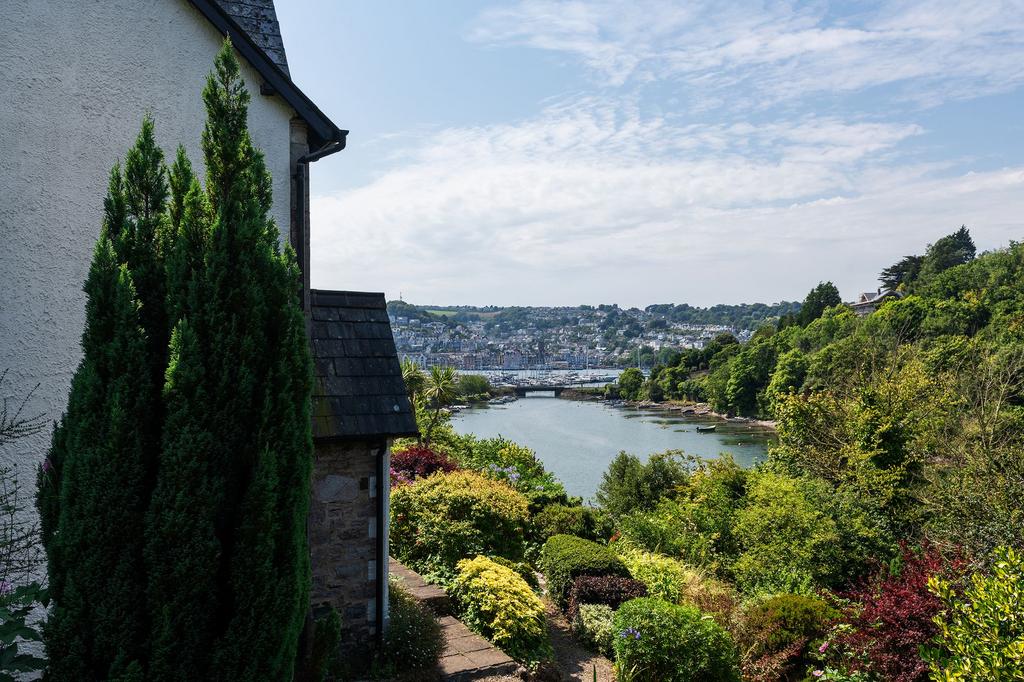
top-left (539, 534), bottom-right (630, 609)
top-left (390, 471), bottom-right (529, 580)
top-left (450, 556), bottom-right (552, 665)
top-left (612, 597), bottom-right (740, 682)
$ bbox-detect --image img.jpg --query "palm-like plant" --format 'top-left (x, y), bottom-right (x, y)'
top-left (401, 358), bottom-right (426, 404)
top-left (422, 366), bottom-right (458, 447)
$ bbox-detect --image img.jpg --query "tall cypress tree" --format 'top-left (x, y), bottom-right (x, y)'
top-left (39, 40), bottom-right (312, 680)
top-left (145, 42), bottom-right (313, 680)
top-left (37, 163), bottom-right (154, 680)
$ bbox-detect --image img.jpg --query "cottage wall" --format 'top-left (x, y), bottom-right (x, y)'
top-left (0, 0), bottom-right (295, 488)
top-left (309, 439), bottom-right (391, 647)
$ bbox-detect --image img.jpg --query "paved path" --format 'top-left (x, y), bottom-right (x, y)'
top-left (389, 558), bottom-right (520, 681)
top-left (545, 600), bottom-right (615, 682)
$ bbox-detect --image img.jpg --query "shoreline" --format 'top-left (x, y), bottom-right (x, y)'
top-left (557, 390), bottom-right (777, 430)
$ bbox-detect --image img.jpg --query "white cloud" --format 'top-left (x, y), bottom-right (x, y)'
top-left (468, 0), bottom-right (1024, 107)
top-left (309, 98), bottom-right (1024, 306)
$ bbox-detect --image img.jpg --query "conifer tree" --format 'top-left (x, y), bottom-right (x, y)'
top-left (37, 163), bottom-right (155, 679)
top-left (39, 40), bottom-right (312, 680)
top-left (145, 42), bottom-right (312, 680)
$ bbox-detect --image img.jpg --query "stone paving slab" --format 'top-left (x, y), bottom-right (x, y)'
top-left (390, 559), bottom-right (520, 681)
top-left (438, 616), bottom-right (519, 680)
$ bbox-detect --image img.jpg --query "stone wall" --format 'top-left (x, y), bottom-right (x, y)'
top-left (309, 438), bottom-right (391, 647)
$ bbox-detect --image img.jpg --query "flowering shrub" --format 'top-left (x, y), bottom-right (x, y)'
top-left (390, 445), bottom-right (458, 486)
top-left (450, 556), bottom-right (552, 665)
top-left (612, 597), bottom-right (740, 682)
top-left (829, 542), bottom-right (963, 682)
top-left (567, 575), bottom-right (647, 621)
top-left (390, 471), bottom-right (529, 582)
top-left (736, 594), bottom-right (838, 681)
top-left (455, 436), bottom-right (570, 511)
top-left (572, 603), bottom-right (616, 658)
top-left (539, 535), bottom-right (630, 609)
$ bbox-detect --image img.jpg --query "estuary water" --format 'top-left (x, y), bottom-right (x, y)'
top-left (451, 396), bottom-right (775, 501)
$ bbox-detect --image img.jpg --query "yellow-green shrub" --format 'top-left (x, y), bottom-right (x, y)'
top-left (450, 556), bottom-right (552, 665)
top-left (390, 471), bottom-right (529, 581)
top-left (618, 547), bottom-right (738, 625)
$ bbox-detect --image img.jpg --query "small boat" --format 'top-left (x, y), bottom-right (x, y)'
top-left (695, 424), bottom-right (717, 433)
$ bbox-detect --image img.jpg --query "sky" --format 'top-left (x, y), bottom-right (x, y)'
top-left (275, 1), bottom-right (1024, 308)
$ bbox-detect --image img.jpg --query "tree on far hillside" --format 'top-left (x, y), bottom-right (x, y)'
top-left (880, 254), bottom-right (923, 292)
top-left (798, 282), bottom-right (842, 327)
top-left (920, 226), bottom-right (976, 281)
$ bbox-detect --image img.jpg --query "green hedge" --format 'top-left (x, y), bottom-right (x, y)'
top-left (390, 471), bottom-right (529, 582)
top-left (539, 535), bottom-right (629, 609)
top-left (450, 556), bottom-right (552, 665)
top-left (612, 598), bottom-right (740, 682)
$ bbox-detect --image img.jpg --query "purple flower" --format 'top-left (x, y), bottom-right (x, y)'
top-left (819, 642), bottom-right (829, 653)
top-left (619, 627), bottom-right (641, 640)
top-left (41, 458), bottom-right (53, 474)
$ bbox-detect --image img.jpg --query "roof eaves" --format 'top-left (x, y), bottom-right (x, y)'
top-left (188, 0), bottom-right (348, 157)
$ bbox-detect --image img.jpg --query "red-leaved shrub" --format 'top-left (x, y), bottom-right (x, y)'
top-left (390, 446), bottom-right (458, 486)
top-left (566, 575), bottom-right (647, 621)
top-left (835, 542), bottom-right (965, 682)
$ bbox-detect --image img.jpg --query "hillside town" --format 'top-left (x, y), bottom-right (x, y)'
top-left (388, 300), bottom-right (799, 369)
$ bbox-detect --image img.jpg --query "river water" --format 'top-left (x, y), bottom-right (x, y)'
top-left (451, 396), bottom-right (775, 501)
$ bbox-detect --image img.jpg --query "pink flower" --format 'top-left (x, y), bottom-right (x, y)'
top-left (812, 671), bottom-right (824, 678)
top-left (819, 642), bottom-right (829, 653)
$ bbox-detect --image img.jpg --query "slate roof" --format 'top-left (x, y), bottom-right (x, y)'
top-left (189, 0), bottom-right (347, 153)
top-left (214, 0), bottom-right (290, 76)
top-left (309, 290), bottom-right (419, 441)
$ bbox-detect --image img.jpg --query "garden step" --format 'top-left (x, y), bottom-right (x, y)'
top-left (389, 557), bottom-right (452, 615)
top-left (389, 558), bottom-right (522, 681)
top-left (438, 615), bottom-right (520, 680)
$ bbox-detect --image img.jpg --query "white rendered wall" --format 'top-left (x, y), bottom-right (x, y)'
top-left (0, 1), bottom-right (295, 492)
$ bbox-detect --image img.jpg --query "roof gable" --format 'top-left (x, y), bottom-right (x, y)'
top-left (309, 290), bottom-right (419, 441)
top-left (214, 1), bottom-right (290, 76)
top-left (189, 0), bottom-right (346, 155)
